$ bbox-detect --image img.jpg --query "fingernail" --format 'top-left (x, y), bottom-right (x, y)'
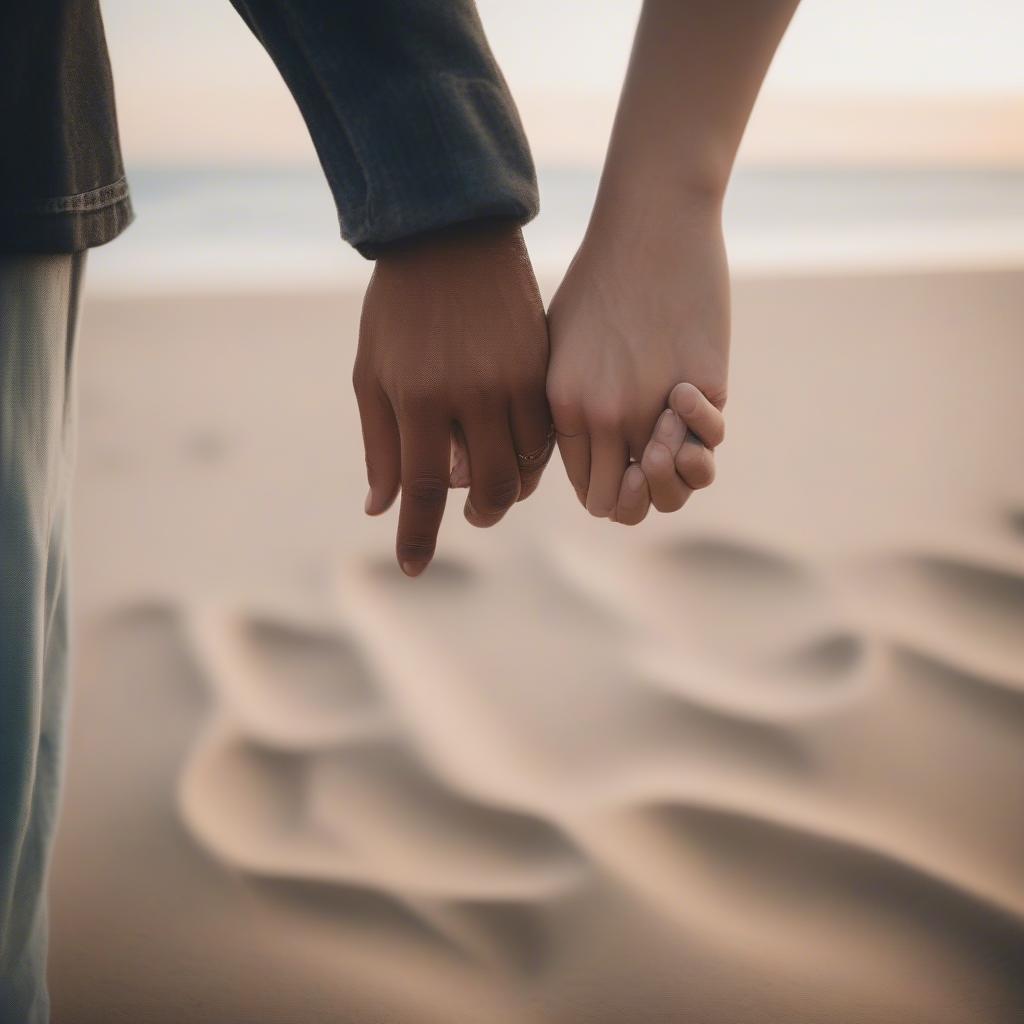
top-left (401, 560), bottom-right (425, 578)
top-left (658, 410), bottom-right (677, 440)
top-left (364, 489), bottom-right (375, 514)
top-left (626, 465), bottom-right (645, 492)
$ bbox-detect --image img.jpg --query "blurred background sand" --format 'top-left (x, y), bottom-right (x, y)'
top-left (49, 270), bottom-right (1024, 1023)
top-left (45, 2), bottom-right (1024, 1021)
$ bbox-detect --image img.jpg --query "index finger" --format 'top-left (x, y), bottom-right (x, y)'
top-left (396, 414), bottom-right (451, 577)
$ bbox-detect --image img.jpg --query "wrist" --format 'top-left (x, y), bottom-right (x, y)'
top-left (373, 217), bottom-right (528, 268)
top-left (369, 217), bottom-right (544, 332)
top-left (582, 178), bottom-right (725, 272)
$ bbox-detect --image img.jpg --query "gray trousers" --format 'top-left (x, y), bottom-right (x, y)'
top-left (0, 253), bottom-right (85, 1024)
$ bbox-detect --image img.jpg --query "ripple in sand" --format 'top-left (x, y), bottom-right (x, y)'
top-left (627, 677), bottom-right (813, 775)
top-left (304, 740), bottom-right (585, 896)
top-left (179, 598), bottom-right (587, 970)
top-left (893, 642), bottom-right (1024, 706)
top-left (182, 728), bottom-right (583, 900)
top-left (603, 799), bottom-right (1024, 1008)
top-left (1006, 507), bottom-right (1024, 540)
top-left (187, 609), bottom-right (390, 749)
top-left (556, 534), bottom-right (842, 667)
top-left (654, 538), bottom-right (835, 654)
top-left (634, 643), bottom-right (863, 725)
top-left (251, 876), bottom-right (471, 962)
top-left (659, 536), bottom-right (813, 586)
top-left (768, 630), bottom-right (867, 682)
top-left (436, 896), bottom-right (557, 974)
top-left (862, 551), bottom-right (1024, 681)
top-left (605, 533), bottom-right (871, 722)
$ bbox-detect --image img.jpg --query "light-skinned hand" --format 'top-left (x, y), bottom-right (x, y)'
top-left (546, 199), bottom-right (729, 519)
top-left (612, 382), bottom-right (725, 526)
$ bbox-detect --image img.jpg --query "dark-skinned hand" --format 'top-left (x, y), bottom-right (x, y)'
top-left (354, 221), bottom-right (553, 577)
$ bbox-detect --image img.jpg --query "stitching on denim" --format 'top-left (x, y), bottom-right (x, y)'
top-left (0, 177), bottom-right (130, 215)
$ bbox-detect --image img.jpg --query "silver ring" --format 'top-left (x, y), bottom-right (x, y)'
top-left (516, 424), bottom-right (556, 466)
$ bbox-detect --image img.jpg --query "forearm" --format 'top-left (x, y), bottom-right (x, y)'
top-left (589, 0), bottom-right (798, 242)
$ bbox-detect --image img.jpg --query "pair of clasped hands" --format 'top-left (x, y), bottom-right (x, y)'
top-left (354, 210), bottom-right (729, 577)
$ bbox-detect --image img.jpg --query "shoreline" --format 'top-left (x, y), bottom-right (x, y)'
top-left (81, 258), bottom-right (1024, 302)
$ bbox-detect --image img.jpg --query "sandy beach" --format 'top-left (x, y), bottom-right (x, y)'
top-left (47, 267), bottom-right (1024, 1023)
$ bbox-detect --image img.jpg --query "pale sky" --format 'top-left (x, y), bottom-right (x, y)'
top-left (101, 0), bottom-right (1024, 166)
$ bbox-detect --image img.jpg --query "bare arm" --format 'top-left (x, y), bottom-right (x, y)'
top-left (595, 0), bottom-right (800, 225)
top-left (547, 0), bottom-right (799, 522)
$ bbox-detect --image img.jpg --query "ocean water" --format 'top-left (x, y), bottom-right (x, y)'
top-left (87, 165), bottom-right (1024, 293)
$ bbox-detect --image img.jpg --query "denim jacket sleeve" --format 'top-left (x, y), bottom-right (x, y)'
top-left (228, 1), bottom-right (540, 257)
top-left (0, 1), bottom-right (134, 253)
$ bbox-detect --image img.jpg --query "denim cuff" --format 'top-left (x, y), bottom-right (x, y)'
top-left (0, 179), bottom-right (134, 253)
top-left (337, 74), bottom-right (538, 258)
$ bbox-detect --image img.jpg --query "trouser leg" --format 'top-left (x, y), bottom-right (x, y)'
top-left (0, 252), bottom-right (85, 1024)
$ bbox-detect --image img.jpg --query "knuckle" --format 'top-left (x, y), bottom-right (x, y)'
top-left (397, 535), bottom-right (436, 563)
top-left (641, 441), bottom-right (673, 477)
top-left (625, 416), bottom-right (655, 454)
top-left (676, 446), bottom-right (716, 488)
top-left (404, 475), bottom-right (448, 509)
top-left (584, 397), bottom-right (626, 433)
top-left (466, 506), bottom-right (505, 528)
top-left (508, 368), bottom-right (545, 404)
top-left (478, 476), bottom-right (521, 512)
top-left (364, 456), bottom-right (395, 491)
top-left (456, 380), bottom-right (500, 416)
top-left (401, 389), bottom-right (434, 418)
top-left (395, 377), bottom-right (444, 417)
top-left (352, 363), bottom-right (373, 398)
top-left (546, 389), bottom-right (578, 425)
